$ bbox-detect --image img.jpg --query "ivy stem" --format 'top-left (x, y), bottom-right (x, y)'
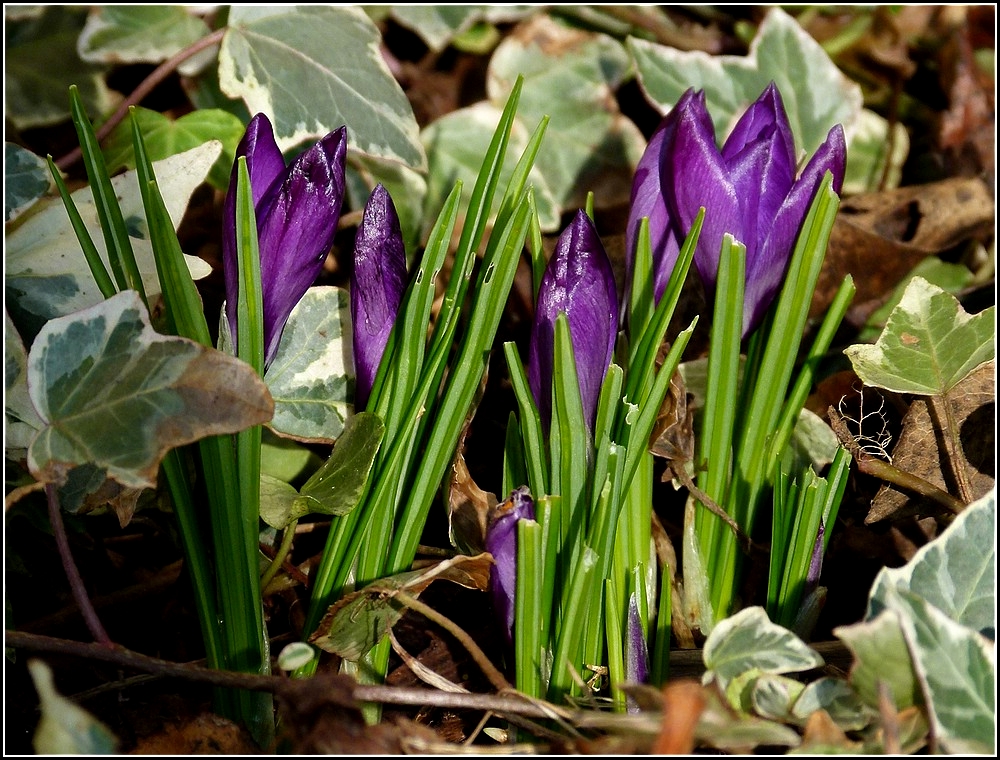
top-left (44, 484), bottom-right (112, 647)
top-left (260, 519), bottom-right (298, 593)
top-left (55, 27), bottom-right (227, 171)
top-left (930, 394), bottom-right (974, 504)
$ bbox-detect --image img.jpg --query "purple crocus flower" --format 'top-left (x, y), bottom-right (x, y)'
top-left (485, 486), bottom-right (535, 648)
top-left (627, 83), bottom-right (846, 336)
top-left (350, 184), bottom-right (407, 411)
top-left (527, 210), bottom-right (619, 432)
top-left (223, 113), bottom-right (347, 366)
top-left (624, 591), bottom-right (650, 712)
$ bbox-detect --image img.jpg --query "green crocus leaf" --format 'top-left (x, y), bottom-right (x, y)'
top-left (844, 276), bottom-right (996, 395)
top-left (5, 143), bottom-right (219, 339)
top-left (703, 606), bottom-right (824, 694)
top-left (27, 290), bottom-right (274, 490)
top-left (5, 143), bottom-right (52, 223)
top-left (5, 5), bottom-right (114, 130)
top-left (869, 488), bottom-right (995, 636)
top-left (263, 287), bottom-right (354, 444)
top-left (77, 5), bottom-right (211, 69)
top-left (487, 14), bottom-right (646, 214)
top-left (102, 107), bottom-right (245, 191)
top-left (219, 5), bottom-right (425, 169)
top-left (628, 7), bottom-right (862, 159)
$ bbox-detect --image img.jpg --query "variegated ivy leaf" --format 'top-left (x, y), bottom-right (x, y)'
top-left (5, 142), bottom-right (219, 338)
top-left (219, 5), bottom-right (425, 169)
top-left (263, 286), bottom-right (355, 444)
top-left (27, 291), bottom-right (273, 489)
top-left (5, 142), bottom-right (52, 222)
top-left (77, 5), bottom-right (211, 71)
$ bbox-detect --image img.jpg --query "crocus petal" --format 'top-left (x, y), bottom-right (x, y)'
top-left (350, 184), bottom-right (407, 411)
top-left (256, 126), bottom-right (348, 364)
top-left (722, 82), bottom-right (795, 172)
top-left (223, 114), bottom-right (287, 344)
top-left (744, 124), bottom-right (846, 334)
top-left (528, 210), bottom-right (619, 431)
top-left (624, 592), bottom-right (650, 712)
top-left (485, 487), bottom-right (535, 648)
top-left (665, 90), bottom-right (742, 293)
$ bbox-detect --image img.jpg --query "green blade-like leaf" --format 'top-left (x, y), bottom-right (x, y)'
top-left (26, 290), bottom-right (274, 489)
top-left (219, 5), bottom-right (425, 168)
top-left (263, 286), bottom-right (355, 443)
top-left (702, 606), bottom-right (824, 694)
top-left (844, 276), bottom-right (996, 395)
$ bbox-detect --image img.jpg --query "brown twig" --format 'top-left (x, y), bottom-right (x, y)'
top-left (929, 394), bottom-right (975, 504)
top-left (828, 406), bottom-right (966, 514)
top-left (54, 27), bottom-right (227, 171)
top-left (45, 484), bottom-right (112, 647)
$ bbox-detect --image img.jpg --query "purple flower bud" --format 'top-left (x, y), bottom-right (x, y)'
top-left (485, 487), bottom-right (535, 648)
top-left (805, 521), bottom-right (826, 596)
top-left (627, 83), bottom-right (846, 337)
top-left (350, 184), bottom-right (407, 411)
top-left (527, 210), bottom-right (619, 431)
top-left (625, 591), bottom-right (650, 712)
top-left (223, 114), bottom-right (347, 366)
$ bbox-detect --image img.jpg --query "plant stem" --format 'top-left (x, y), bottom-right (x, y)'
top-left (44, 484), bottom-right (111, 647)
top-left (260, 519), bottom-right (297, 592)
top-left (930, 394), bottom-right (974, 504)
top-left (55, 28), bottom-right (227, 171)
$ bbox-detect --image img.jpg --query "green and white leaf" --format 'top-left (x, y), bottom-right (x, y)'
top-left (4, 5), bottom-right (115, 130)
top-left (390, 5), bottom-right (532, 52)
top-left (487, 14), bottom-right (646, 212)
top-left (749, 672), bottom-right (807, 723)
top-left (263, 287), bottom-right (354, 443)
top-left (77, 5), bottom-right (211, 74)
top-left (421, 101), bottom-right (559, 237)
top-left (5, 143), bottom-right (52, 222)
top-left (27, 290), bottom-right (273, 489)
top-left (628, 7), bottom-right (864, 157)
top-left (5, 310), bottom-right (46, 457)
top-left (703, 606), bottom-right (823, 693)
top-left (5, 142), bottom-right (218, 337)
top-left (102, 107), bottom-right (245, 191)
top-left (895, 590), bottom-right (995, 755)
top-left (844, 276), bottom-right (996, 395)
top-left (842, 107), bottom-right (909, 194)
top-left (219, 5), bottom-right (425, 169)
top-left (792, 677), bottom-right (877, 732)
top-left (834, 609), bottom-right (922, 710)
top-left (868, 488), bottom-right (995, 636)
top-left (29, 660), bottom-right (119, 754)
top-left (345, 155), bottom-right (428, 254)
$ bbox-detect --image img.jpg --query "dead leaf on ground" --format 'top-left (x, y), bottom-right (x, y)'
top-left (867, 360), bottom-right (995, 523)
top-left (447, 426), bottom-right (497, 555)
top-left (815, 177), bottom-right (994, 326)
top-left (652, 679), bottom-right (706, 754)
top-left (798, 708), bottom-right (860, 753)
top-left (129, 712), bottom-right (259, 755)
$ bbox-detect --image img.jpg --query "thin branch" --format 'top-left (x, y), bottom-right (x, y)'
top-left (55, 28), bottom-right (227, 171)
top-left (929, 394), bottom-right (975, 504)
top-left (45, 484), bottom-right (112, 646)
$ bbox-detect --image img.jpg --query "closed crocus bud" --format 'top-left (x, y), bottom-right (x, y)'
top-left (350, 184), bottom-right (407, 411)
top-left (223, 114), bottom-right (348, 366)
top-left (527, 210), bottom-right (619, 432)
top-left (662, 83), bottom-right (846, 336)
top-left (485, 487), bottom-right (535, 648)
top-left (624, 591), bottom-right (650, 712)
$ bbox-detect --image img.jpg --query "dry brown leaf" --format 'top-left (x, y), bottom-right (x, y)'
top-left (798, 709), bottom-right (859, 752)
top-left (128, 712), bottom-right (259, 755)
top-left (447, 434), bottom-right (497, 556)
top-left (652, 679), bottom-right (706, 754)
top-left (867, 360), bottom-right (995, 523)
top-left (815, 177), bottom-right (994, 326)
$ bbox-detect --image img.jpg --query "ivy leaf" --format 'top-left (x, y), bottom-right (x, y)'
top-left (310, 553), bottom-right (493, 659)
top-left (702, 606), bottom-right (823, 694)
top-left (263, 287), bottom-right (354, 444)
top-left (29, 660), bottom-right (119, 754)
top-left (5, 142), bottom-right (218, 339)
top-left (844, 276), bottom-right (996, 395)
top-left (219, 5), bottom-right (425, 169)
top-left (102, 107), bottom-right (245, 191)
top-left (27, 290), bottom-right (273, 490)
top-left (5, 310), bottom-right (45, 458)
top-left (5, 143), bottom-right (52, 223)
top-left (77, 5), bottom-right (211, 69)
top-left (390, 6), bottom-right (532, 52)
